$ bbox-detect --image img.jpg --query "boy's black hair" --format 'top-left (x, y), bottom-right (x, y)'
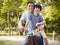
top-left (34, 4), bottom-right (42, 11)
top-left (27, 1), bottom-right (34, 5)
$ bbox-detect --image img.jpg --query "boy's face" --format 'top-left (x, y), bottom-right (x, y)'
top-left (27, 3), bottom-right (34, 13)
top-left (34, 8), bottom-right (40, 14)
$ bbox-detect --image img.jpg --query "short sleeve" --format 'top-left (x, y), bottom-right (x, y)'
top-left (20, 12), bottom-right (26, 21)
top-left (39, 13), bottom-right (44, 22)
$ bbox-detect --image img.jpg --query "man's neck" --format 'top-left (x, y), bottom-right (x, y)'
top-left (28, 10), bottom-right (33, 14)
top-left (28, 12), bottom-right (32, 14)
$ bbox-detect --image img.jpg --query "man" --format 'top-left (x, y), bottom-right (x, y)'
top-left (18, 2), bottom-right (34, 35)
top-left (18, 2), bottom-right (44, 45)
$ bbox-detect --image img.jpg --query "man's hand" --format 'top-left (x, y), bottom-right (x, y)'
top-left (18, 26), bottom-right (24, 32)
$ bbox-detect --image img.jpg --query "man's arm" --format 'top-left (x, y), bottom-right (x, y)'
top-left (18, 19), bottom-right (24, 29)
top-left (18, 12), bottom-right (26, 32)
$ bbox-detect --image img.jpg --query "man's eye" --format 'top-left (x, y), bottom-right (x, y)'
top-left (29, 5), bottom-right (30, 7)
top-left (31, 5), bottom-right (34, 7)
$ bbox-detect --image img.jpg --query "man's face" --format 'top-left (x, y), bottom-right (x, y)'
top-left (34, 8), bottom-right (40, 14)
top-left (27, 3), bottom-right (34, 13)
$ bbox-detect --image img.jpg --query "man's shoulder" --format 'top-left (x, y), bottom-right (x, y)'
top-left (23, 11), bottom-right (28, 15)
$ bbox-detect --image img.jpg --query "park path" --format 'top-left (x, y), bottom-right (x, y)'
top-left (0, 36), bottom-right (59, 45)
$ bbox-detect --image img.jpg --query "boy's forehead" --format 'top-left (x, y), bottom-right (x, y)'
top-left (34, 7), bottom-right (40, 9)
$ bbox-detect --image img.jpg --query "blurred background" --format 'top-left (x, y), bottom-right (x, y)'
top-left (0, 0), bottom-right (60, 45)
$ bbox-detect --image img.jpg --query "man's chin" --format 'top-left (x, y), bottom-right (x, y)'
top-left (29, 10), bottom-right (33, 13)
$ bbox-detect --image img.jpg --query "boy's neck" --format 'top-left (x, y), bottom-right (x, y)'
top-left (34, 13), bottom-right (38, 16)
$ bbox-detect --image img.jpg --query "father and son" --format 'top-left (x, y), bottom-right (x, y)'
top-left (18, 1), bottom-right (48, 45)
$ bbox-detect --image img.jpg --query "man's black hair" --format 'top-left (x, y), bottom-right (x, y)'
top-left (34, 4), bottom-right (42, 11)
top-left (27, 1), bottom-right (34, 5)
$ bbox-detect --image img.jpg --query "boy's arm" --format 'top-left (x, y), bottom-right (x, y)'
top-left (39, 20), bottom-right (46, 25)
top-left (36, 20), bottom-right (46, 27)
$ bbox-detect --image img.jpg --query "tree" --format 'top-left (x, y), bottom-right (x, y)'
top-left (41, 0), bottom-right (60, 33)
top-left (0, 0), bottom-right (60, 35)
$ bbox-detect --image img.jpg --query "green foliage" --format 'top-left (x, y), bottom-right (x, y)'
top-left (0, 0), bottom-right (60, 35)
top-left (41, 0), bottom-right (60, 33)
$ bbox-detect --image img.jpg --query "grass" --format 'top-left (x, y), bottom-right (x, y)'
top-left (0, 30), bottom-right (18, 36)
top-left (0, 30), bottom-right (60, 41)
top-left (0, 40), bottom-right (22, 45)
top-left (46, 33), bottom-right (60, 41)
top-left (56, 35), bottom-right (60, 41)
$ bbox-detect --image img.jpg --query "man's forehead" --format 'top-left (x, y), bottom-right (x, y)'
top-left (28, 3), bottom-right (34, 5)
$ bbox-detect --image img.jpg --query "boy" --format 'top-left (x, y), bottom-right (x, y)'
top-left (25, 4), bottom-right (48, 45)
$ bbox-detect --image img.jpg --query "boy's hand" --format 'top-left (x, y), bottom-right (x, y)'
top-left (36, 23), bottom-right (42, 27)
top-left (36, 23), bottom-right (44, 30)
